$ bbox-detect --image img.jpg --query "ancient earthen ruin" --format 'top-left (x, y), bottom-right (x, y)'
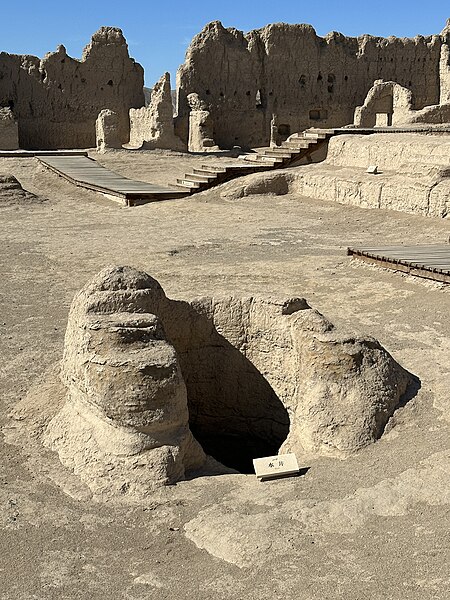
top-left (0, 27), bottom-right (144, 149)
top-left (128, 73), bottom-right (184, 150)
top-left (0, 107), bottom-right (18, 149)
top-left (2, 20), bottom-right (450, 156)
top-left (176, 19), bottom-right (450, 148)
top-left (38, 266), bottom-right (412, 500)
top-left (0, 174), bottom-right (43, 206)
top-left (95, 109), bottom-right (123, 152)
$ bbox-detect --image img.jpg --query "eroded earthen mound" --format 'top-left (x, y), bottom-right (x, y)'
top-left (43, 267), bottom-right (206, 501)
top-left (0, 175), bottom-right (44, 207)
top-left (33, 266), bottom-right (412, 500)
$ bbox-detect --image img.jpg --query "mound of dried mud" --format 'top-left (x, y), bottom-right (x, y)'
top-left (0, 174), bottom-right (46, 207)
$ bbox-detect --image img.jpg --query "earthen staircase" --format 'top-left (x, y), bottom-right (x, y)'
top-left (174, 128), bottom-right (336, 194)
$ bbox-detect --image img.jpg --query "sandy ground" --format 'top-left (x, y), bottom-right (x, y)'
top-left (0, 149), bottom-right (449, 599)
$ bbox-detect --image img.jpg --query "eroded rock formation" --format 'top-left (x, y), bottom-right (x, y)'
top-left (0, 27), bottom-right (144, 149)
top-left (176, 20), bottom-right (450, 148)
top-left (40, 266), bottom-right (412, 499)
top-left (128, 72), bottom-right (184, 150)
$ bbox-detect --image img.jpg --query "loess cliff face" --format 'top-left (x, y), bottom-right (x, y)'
top-left (0, 27), bottom-right (144, 149)
top-left (177, 20), bottom-right (447, 148)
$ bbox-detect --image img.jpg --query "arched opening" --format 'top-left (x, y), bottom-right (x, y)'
top-left (277, 123), bottom-right (291, 143)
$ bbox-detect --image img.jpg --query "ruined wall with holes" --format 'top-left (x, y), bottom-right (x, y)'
top-left (0, 27), bottom-right (144, 149)
top-left (176, 20), bottom-right (450, 148)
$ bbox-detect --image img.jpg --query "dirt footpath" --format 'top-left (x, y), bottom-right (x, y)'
top-left (0, 150), bottom-right (449, 599)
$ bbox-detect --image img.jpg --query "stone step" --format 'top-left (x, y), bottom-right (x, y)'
top-left (258, 155), bottom-right (284, 163)
top-left (241, 156), bottom-right (268, 164)
top-left (263, 150), bottom-right (294, 159)
top-left (242, 153), bottom-right (279, 163)
top-left (193, 168), bottom-right (220, 177)
top-left (184, 172), bottom-right (216, 182)
top-left (265, 147), bottom-right (296, 155)
top-left (303, 132), bottom-right (328, 140)
top-left (200, 164), bottom-right (227, 173)
top-left (307, 128), bottom-right (336, 135)
top-left (176, 178), bottom-right (201, 189)
top-left (281, 141), bottom-right (311, 149)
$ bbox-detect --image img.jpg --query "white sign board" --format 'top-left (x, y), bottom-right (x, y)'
top-left (253, 453), bottom-right (300, 480)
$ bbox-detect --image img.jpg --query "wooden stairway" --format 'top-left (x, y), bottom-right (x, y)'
top-left (175, 128), bottom-right (336, 194)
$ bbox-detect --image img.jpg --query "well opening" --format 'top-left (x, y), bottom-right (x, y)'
top-left (160, 300), bottom-right (291, 474)
top-left (185, 342), bottom-right (290, 473)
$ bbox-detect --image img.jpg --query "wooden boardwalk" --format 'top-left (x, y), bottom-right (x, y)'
top-left (348, 245), bottom-right (450, 284)
top-left (38, 155), bottom-right (187, 206)
top-left (0, 150), bottom-right (88, 157)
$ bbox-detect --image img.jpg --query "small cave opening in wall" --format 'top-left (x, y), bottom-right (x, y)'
top-left (309, 108), bottom-right (328, 121)
top-left (327, 74), bottom-right (335, 93)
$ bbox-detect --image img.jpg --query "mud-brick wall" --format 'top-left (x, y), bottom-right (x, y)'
top-left (0, 27), bottom-right (144, 149)
top-left (177, 21), bottom-right (447, 149)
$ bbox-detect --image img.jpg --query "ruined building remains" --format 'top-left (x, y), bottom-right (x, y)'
top-left (39, 266), bottom-right (411, 501)
top-left (0, 27), bottom-right (144, 149)
top-left (176, 19), bottom-right (450, 148)
top-left (129, 72), bottom-right (185, 150)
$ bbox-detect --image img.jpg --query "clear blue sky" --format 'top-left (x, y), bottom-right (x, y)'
top-left (1, 1), bottom-right (449, 86)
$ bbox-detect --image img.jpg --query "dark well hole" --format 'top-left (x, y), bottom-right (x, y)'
top-left (160, 300), bottom-right (291, 474)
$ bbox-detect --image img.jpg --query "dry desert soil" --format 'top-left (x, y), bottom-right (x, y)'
top-left (0, 149), bottom-right (449, 599)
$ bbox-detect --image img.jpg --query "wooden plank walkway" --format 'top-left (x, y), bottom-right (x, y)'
top-left (0, 150), bottom-right (88, 157)
top-left (38, 155), bottom-right (187, 206)
top-left (348, 245), bottom-right (450, 284)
